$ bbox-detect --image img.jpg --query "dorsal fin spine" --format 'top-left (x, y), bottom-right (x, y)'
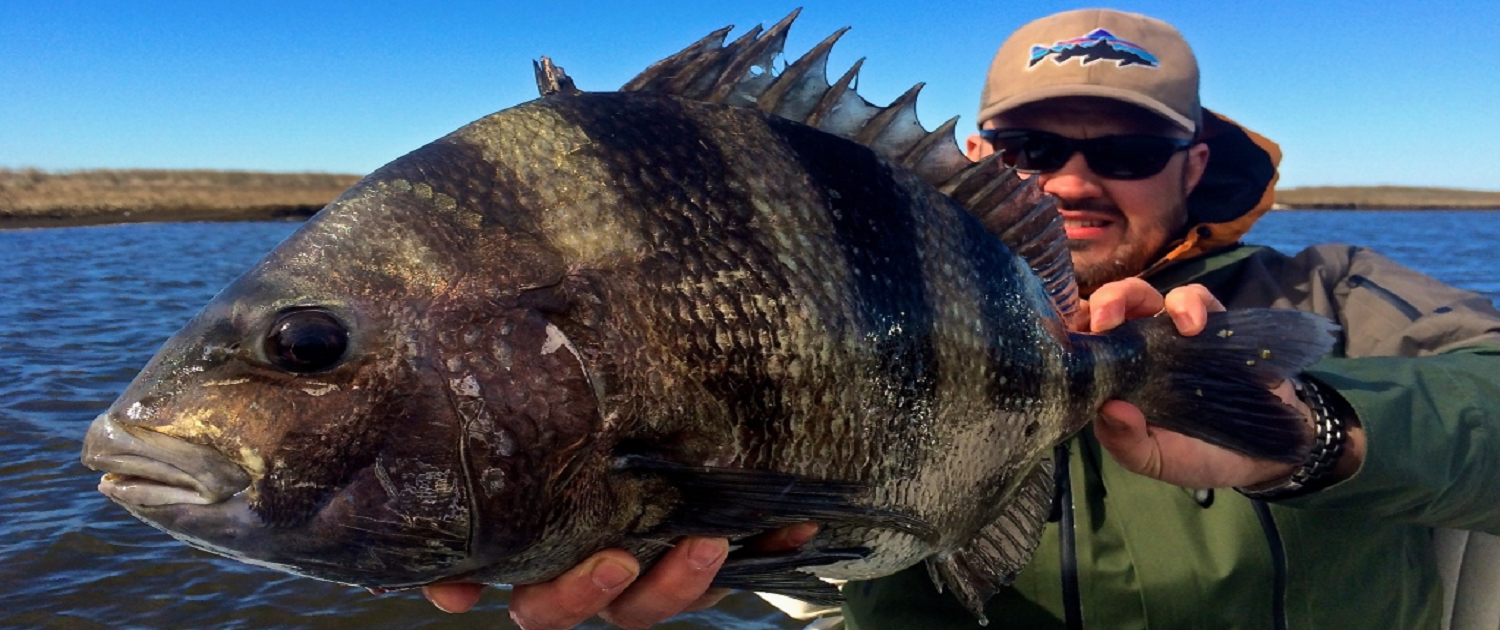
top-left (756, 27), bottom-right (848, 120)
top-left (902, 116), bottom-right (958, 168)
top-left (805, 59), bottom-right (862, 130)
top-left (709, 18), bottom-right (790, 104)
top-left (938, 153), bottom-right (1006, 201)
top-left (854, 82), bottom-right (924, 155)
top-left (620, 26), bottom-right (733, 93)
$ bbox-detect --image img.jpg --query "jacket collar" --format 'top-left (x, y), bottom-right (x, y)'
top-left (1141, 109), bottom-right (1281, 278)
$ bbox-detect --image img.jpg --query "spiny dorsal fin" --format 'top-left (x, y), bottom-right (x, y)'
top-left (620, 25), bottom-right (731, 96)
top-left (757, 25), bottom-right (849, 121)
top-left (615, 11), bottom-right (964, 193)
top-left (611, 11), bottom-right (1080, 321)
top-left (533, 57), bottom-right (580, 97)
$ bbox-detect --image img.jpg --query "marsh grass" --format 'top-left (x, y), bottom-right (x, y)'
top-left (0, 168), bottom-right (361, 227)
top-left (1276, 186), bottom-right (1500, 210)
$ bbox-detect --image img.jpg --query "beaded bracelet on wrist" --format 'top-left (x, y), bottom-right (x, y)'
top-left (1236, 377), bottom-right (1348, 501)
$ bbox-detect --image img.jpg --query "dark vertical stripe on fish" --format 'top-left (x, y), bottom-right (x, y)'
top-left (952, 213), bottom-right (1061, 412)
top-left (762, 116), bottom-right (940, 405)
top-left (540, 93), bottom-right (796, 460)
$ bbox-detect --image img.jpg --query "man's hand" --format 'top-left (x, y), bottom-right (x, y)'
top-left (420, 523), bottom-right (819, 630)
top-left (1079, 279), bottom-right (1306, 489)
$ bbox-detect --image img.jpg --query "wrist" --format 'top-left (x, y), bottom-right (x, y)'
top-left (1236, 377), bottom-right (1350, 501)
top-left (1238, 462), bottom-right (1299, 493)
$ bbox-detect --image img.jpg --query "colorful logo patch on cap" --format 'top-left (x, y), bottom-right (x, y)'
top-left (1029, 29), bottom-right (1159, 68)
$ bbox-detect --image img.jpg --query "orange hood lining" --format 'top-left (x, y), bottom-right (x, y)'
top-left (1144, 109), bottom-right (1282, 276)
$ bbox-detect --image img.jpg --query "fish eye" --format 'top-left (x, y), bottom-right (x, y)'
top-left (264, 309), bottom-right (349, 373)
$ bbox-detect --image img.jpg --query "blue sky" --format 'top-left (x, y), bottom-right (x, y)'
top-left (3, 0), bottom-right (1496, 189)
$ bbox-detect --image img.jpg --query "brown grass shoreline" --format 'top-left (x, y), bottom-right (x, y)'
top-left (3, 169), bottom-right (1498, 229)
top-left (1273, 186), bottom-right (1500, 210)
top-left (0, 169), bottom-right (362, 229)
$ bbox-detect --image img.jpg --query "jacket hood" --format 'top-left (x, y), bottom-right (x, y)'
top-left (1143, 108), bottom-right (1281, 276)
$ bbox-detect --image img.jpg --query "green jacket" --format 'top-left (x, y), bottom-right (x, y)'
top-left (842, 112), bottom-right (1500, 629)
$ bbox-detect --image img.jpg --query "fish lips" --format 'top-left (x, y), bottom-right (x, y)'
top-left (82, 413), bottom-right (477, 587)
top-left (82, 413), bottom-right (272, 561)
top-left (97, 487), bottom-right (399, 587)
top-left (82, 413), bottom-right (252, 506)
top-left (81, 414), bottom-right (297, 571)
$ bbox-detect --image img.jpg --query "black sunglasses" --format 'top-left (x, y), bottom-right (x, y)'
top-left (979, 129), bottom-right (1194, 180)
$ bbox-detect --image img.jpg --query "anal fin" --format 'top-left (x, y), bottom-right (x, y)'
top-left (613, 455), bottom-right (939, 606)
top-left (925, 459), bottom-right (1055, 624)
top-left (712, 547), bottom-right (865, 604)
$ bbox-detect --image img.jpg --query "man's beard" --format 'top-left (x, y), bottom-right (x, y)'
top-left (1065, 196), bottom-right (1190, 297)
top-left (1070, 239), bottom-right (1145, 297)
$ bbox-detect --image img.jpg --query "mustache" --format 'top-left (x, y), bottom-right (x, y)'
top-left (1055, 198), bottom-right (1121, 215)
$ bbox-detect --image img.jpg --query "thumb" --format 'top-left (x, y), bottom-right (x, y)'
top-left (422, 582), bottom-right (485, 613)
top-left (1093, 401), bottom-right (1162, 479)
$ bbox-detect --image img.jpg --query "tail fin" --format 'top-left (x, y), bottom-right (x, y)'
top-left (1102, 309), bottom-right (1338, 463)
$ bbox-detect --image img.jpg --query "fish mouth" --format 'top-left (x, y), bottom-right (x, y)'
top-left (81, 413), bottom-right (477, 587)
top-left (82, 413), bottom-right (251, 507)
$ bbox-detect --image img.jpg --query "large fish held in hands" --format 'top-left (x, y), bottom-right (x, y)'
top-left (81, 12), bottom-right (1334, 621)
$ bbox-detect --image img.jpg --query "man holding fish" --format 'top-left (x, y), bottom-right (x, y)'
top-left (432, 8), bottom-right (1500, 630)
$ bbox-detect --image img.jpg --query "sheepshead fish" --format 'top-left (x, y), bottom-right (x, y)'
top-left (81, 12), bottom-right (1334, 619)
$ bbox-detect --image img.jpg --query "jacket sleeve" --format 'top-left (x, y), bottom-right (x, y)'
top-left (1272, 244), bottom-right (1500, 533)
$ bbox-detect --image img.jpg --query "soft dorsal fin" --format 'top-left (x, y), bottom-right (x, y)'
top-left (535, 10), bottom-right (1080, 320)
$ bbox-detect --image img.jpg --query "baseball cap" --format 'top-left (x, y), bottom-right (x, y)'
top-left (978, 8), bottom-right (1201, 133)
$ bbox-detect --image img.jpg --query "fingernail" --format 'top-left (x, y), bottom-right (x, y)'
top-left (591, 559), bottom-right (635, 590)
top-left (509, 610), bottom-right (532, 630)
top-left (1170, 310), bottom-right (1201, 335)
top-left (688, 538), bottom-right (727, 570)
top-left (1097, 304), bottom-right (1125, 332)
top-left (785, 522), bottom-right (820, 547)
top-left (425, 589), bottom-right (459, 614)
top-left (1095, 412), bottom-right (1122, 432)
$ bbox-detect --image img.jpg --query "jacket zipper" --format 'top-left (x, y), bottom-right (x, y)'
top-left (1055, 441), bottom-right (1083, 630)
top-left (1250, 500), bottom-right (1289, 630)
top-left (1055, 444), bottom-right (1288, 630)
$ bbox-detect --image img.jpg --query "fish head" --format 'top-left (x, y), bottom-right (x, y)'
top-left (81, 139), bottom-right (620, 587)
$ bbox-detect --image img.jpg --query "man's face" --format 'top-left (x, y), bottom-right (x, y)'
top-left (965, 98), bottom-right (1210, 295)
